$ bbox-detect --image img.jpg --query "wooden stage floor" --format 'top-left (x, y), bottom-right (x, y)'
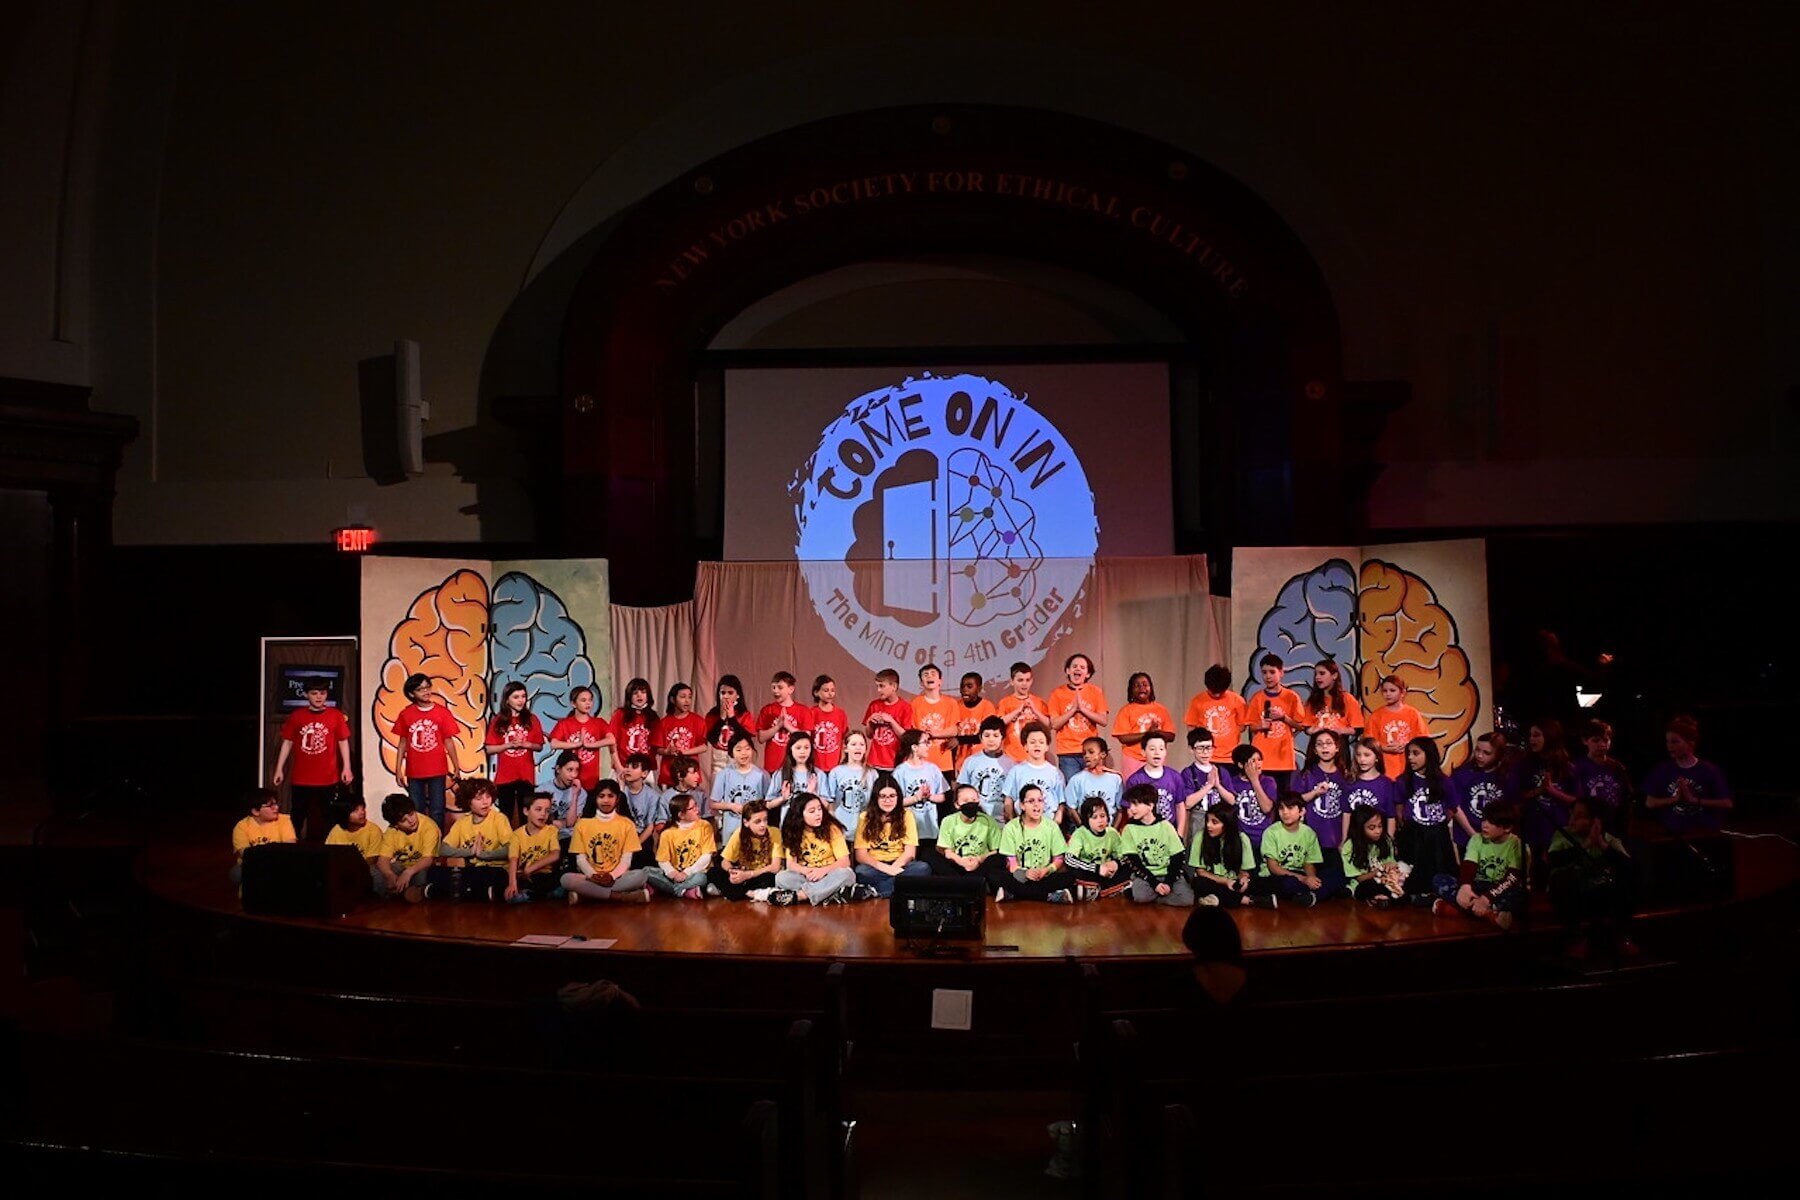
top-left (142, 829), bottom-right (1799, 962)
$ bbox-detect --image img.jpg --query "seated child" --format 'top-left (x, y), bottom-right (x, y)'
top-left (324, 794), bottom-right (383, 864)
top-left (1119, 783), bottom-right (1194, 907)
top-left (1247, 792), bottom-right (1326, 908)
top-left (646, 793), bottom-right (717, 899)
top-left (427, 779), bottom-right (514, 900)
top-left (374, 792), bottom-right (441, 902)
top-left (996, 784), bottom-right (1076, 903)
top-left (560, 780), bottom-right (651, 904)
top-left (852, 773), bottom-right (932, 898)
top-left (231, 787), bottom-right (297, 884)
top-left (1064, 796), bottom-right (1127, 900)
top-left (1547, 797), bottom-right (1640, 958)
top-left (1340, 804), bottom-right (1405, 907)
top-left (933, 784), bottom-right (1011, 893)
top-left (1432, 801), bottom-right (1525, 930)
top-left (708, 798), bottom-right (785, 901)
top-left (507, 793), bottom-right (565, 902)
top-left (1189, 803), bottom-right (1254, 907)
top-left (1178, 729), bottom-right (1228, 828)
top-left (771, 793), bottom-right (867, 906)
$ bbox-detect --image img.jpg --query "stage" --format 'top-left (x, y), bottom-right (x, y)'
top-left (144, 825), bottom-right (1799, 964)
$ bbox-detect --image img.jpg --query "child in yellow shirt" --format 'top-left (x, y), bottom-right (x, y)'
top-left (647, 794), bottom-right (718, 899)
top-left (507, 793), bottom-right (565, 903)
top-left (324, 796), bottom-right (384, 862)
top-left (374, 793), bottom-right (442, 902)
top-left (426, 779), bottom-right (514, 900)
top-left (230, 788), bottom-right (297, 885)
top-left (560, 780), bottom-right (651, 903)
top-left (707, 799), bottom-right (785, 901)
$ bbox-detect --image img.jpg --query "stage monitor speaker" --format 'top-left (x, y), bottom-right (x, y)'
top-left (242, 843), bottom-right (369, 918)
top-left (890, 874), bottom-right (986, 939)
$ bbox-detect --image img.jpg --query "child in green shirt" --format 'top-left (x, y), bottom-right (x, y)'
top-left (996, 785), bottom-right (1076, 903)
top-left (1246, 792), bottom-right (1325, 908)
top-left (1547, 797), bottom-right (1639, 958)
top-left (933, 783), bottom-right (1011, 894)
top-left (1189, 803), bottom-right (1254, 907)
top-left (1341, 804), bottom-right (1405, 907)
top-left (1120, 783), bottom-right (1194, 907)
top-left (1432, 801), bottom-right (1525, 930)
top-left (1065, 796), bottom-right (1128, 900)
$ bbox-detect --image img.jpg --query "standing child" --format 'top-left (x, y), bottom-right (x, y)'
top-left (506, 793), bottom-right (564, 903)
top-left (1246, 654), bottom-right (1304, 791)
top-left (485, 681), bottom-right (544, 823)
top-left (765, 732), bottom-right (823, 817)
top-left (862, 669), bottom-right (913, 770)
top-left (1123, 730), bottom-right (1191, 837)
top-left (1432, 801), bottom-right (1525, 930)
top-left (1219, 744), bottom-right (1276, 855)
top-left (1517, 719), bottom-right (1578, 872)
top-left (757, 670), bottom-right (814, 774)
top-left (548, 685), bottom-right (613, 794)
top-left (1291, 728), bottom-right (1351, 870)
top-left (391, 673), bottom-right (462, 828)
top-left (1064, 796), bottom-right (1128, 899)
top-left (1641, 715), bottom-right (1733, 834)
top-left (933, 783), bottom-right (1010, 893)
top-left (825, 729), bottom-right (878, 836)
top-left (561, 780), bottom-right (650, 904)
top-left (230, 788), bottom-right (297, 884)
top-left (1340, 805), bottom-right (1405, 907)
top-left (611, 677), bottom-right (659, 771)
top-left (1112, 672), bottom-right (1174, 777)
top-left (1246, 792), bottom-right (1326, 908)
top-left (1183, 665), bottom-right (1248, 766)
top-left (1366, 676), bottom-right (1431, 779)
top-left (996, 661), bottom-right (1051, 761)
top-left (428, 779), bottom-right (514, 899)
top-left (709, 732), bottom-right (768, 844)
top-left (1189, 805), bottom-right (1254, 907)
top-left (771, 794), bottom-right (867, 906)
top-left (1067, 736), bottom-right (1125, 825)
top-left (910, 664), bottom-right (961, 773)
top-left (1397, 737), bottom-right (1460, 901)
top-left (1178, 730), bottom-right (1228, 833)
top-left (956, 716), bottom-right (1016, 822)
top-left (996, 785), bottom-right (1076, 903)
top-left (1301, 658), bottom-right (1364, 738)
top-left (704, 675), bottom-right (757, 780)
top-left (373, 793), bottom-right (440, 902)
top-left (1344, 737), bottom-right (1400, 839)
top-left (324, 795), bottom-right (383, 865)
top-left (891, 728), bottom-right (949, 847)
top-left (272, 679), bottom-right (352, 842)
top-left (854, 773), bottom-right (931, 897)
top-left (646, 793), bottom-right (717, 900)
top-left (1119, 783), bottom-right (1194, 907)
top-left (808, 675), bottom-right (851, 773)
top-left (1004, 722), bottom-right (1067, 826)
top-left (1450, 733), bottom-right (1511, 850)
top-left (708, 799), bottom-right (784, 901)
top-left (1049, 653), bottom-right (1110, 780)
top-left (617, 752), bottom-right (668, 865)
top-left (652, 683), bottom-right (709, 789)
top-left (1569, 719), bottom-right (1631, 831)
top-left (951, 671), bottom-right (998, 773)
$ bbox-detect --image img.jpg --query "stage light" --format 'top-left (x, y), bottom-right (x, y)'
top-left (1577, 690), bottom-right (1603, 709)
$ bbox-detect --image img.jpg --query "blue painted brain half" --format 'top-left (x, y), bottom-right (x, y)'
top-left (489, 571), bottom-right (596, 789)
top-left (1245, 558), bottom-right (1358, 695)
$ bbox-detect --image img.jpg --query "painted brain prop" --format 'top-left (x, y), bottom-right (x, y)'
top-left (1357, 559), bottom-right (1481, 769)
top-left (488, 571), bottom-right (595, 789)
top-left (373, 569), bottom-right (491, 780)
top-left (947, 445), bottom-right (1045, 626)
top-left (1244, 557), bottom-right (1359, 696)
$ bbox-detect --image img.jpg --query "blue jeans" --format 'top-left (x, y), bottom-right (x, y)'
top-left (1058, 754), bottom-right (1085, 781)
top-left (407, 776), bottom-right (446, 827)
top-left (854, 860), bottom-right (929, 897)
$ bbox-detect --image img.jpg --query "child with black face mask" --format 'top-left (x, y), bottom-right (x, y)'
top-left (931, 784), bottom-right (1010, 894)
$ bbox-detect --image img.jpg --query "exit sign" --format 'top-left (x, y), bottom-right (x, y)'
top-left (334, 525), bottom-right (377, 553)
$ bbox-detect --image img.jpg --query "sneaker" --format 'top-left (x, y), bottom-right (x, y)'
top-left (1367, 895), bottom-right (1391, 909)
top-left (683, 887), bottom-right (703, 901)
top-left (849, 883), bottom-right (880, 902)
top-left (1294, 891), bottom-right (1317, 908)
top-left (769, 888), bottom-right (800, 907)
top-left (1076, 882), bottom-right (1100, 902)
top-left (994, 887), bottom-right (1006, 903)
top-left (1493, 911), bottom-right (1515, 931)
top-left (705, 883), bottom-right (722, 898)
top-left (747, 887), bottom-right (774, 903)
top-left (506, 891), bottom-right (532, 905)
top-left (403, 884), bottom-right (426, 904)
top-left (1197, 893), bottom-right (1220, 907)
top-left (566, 889), bottom-right (582, 906)
top-left (1248, 894), bottom-right (1277, 909)
top-left (1048, 889), bottom-right (1075, 904)
top-left (1431, 898), bottom-right (1455, 917)
top-left (1098, 880), bottom-right (1132, 900)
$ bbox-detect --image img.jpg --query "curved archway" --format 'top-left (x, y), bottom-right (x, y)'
top-left (558, 104), bottom-right (1353, 603)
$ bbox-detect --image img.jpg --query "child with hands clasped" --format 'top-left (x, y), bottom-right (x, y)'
top-left (1049, 653), bottom-right (1109, 780)
top-left (506, 793), bottom-right (564, 903)
top-left (427, 779), bottom-right (514, 899)
top-left (1341, 805), bottom-right (1405, 906)
top-left (853, 773), bottom-right (931, 897)
top-left (1189, 803), bottom-right (1255, 907)
top-left (891, 728), bottom-right (949, 846)
top-left (561, 780), bottom-right (651, 904)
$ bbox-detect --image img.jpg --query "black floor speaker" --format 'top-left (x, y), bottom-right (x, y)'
top-left (890, 874), bottom-right (987, 939)
top-left (242, 843), bottom-right (369, 918)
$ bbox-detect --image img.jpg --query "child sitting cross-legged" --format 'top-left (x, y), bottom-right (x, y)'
top-left (561, 780), bottom-right (651, 904)
top-left (1340, 804), bottom-right (1406, 907)
top-left (1119, 783), bottom-right (1195, 907)
top-left (996, 784), bottom-right (1076, 903)
top-left (1246, 791), bottom-right (1326, 908)
top-left (1064, 796), bottom-right (1128, 900)
top-left (230, 787), bottom-right (297, 885)
top-left (1433, 801), bottom-right (1525, 930)
top-left (646, 793), bottom-right (717, 900)
top-left (707, 799), bottom-right (784, 901)
top-left (506, 793), bottom-right (565, 903)
top-left (374, 792), bottom-right (440, 902)
top-left (1188, 802), bottom-right (1254, 907)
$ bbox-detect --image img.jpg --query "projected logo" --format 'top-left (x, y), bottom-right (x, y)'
top-left (791, 373), bottom-right (1098, 686)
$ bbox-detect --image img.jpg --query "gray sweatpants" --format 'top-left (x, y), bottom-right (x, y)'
top-left (559, 867), bottom-right (650, 901)
top-left (774, 867), bottom-right (854, 904)
top-left (1129, 875), bottom-right (1196, 907)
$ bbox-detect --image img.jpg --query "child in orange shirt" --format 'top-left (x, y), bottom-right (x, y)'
top-left (1247, 654), bottom-right (1305, 790)
top-left (1366, 675), bottom-right (1431, 778)
top-left (996, 661), bottom-right (1050, 760)
top-left (910, 664), bottom-right (961, 772)
top-left (1112, 671), bottom-right (1174, 777)
top-left (1302, 657), bottom-right (1365, 737)
top-left (951, 671), bottom-right (997, 773)
top-left (1049, 653), bottom-right (1109, 780)
top-left (1183, 665), bottom-right (1247, 765)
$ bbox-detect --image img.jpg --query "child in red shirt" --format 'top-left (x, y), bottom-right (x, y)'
top-left (756, 670), bottom-right (814, 773)
top-left (392, 673), bottom-right (462, 827)
top-left (484, 681), bottom-right (545, 823)
top-left (862, 668), bottom-right (912, 769)
top-left (808, 674), bottom-right (851, 773)
top-left (273, 679), bottom-right (352, 842)
top-left (652, 682), bottom-right (709, 788)
top-left (548, 685), bottom-right (614, 793)
top-left (611, 677), bottom-right (659, 769)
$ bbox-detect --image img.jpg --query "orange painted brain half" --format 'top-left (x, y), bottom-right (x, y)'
top-left (1356, 559), bottom-right (1481, 769)
top-left (372, 569), bottom-right (491, 780)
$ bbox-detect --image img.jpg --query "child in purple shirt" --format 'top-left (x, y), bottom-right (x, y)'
top-left (1344, 737), bottom-right (1399, 838)
top-left (1291, 727), bottom-right (1352, 852)
top-left (1449, 731), bottom-right (1512, 849)
top-left (1124, 730), bottom-right (1192, 837)
top-left (1641, 715), bottom-right (1732, 834)
top-left (1570, 718), bottom-right (1631, 830)
top-left (1220, 744), bottom-right (1277, 853)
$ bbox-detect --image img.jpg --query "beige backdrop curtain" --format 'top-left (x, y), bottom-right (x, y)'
top-left (610, 600), bottom-right (699, 708)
